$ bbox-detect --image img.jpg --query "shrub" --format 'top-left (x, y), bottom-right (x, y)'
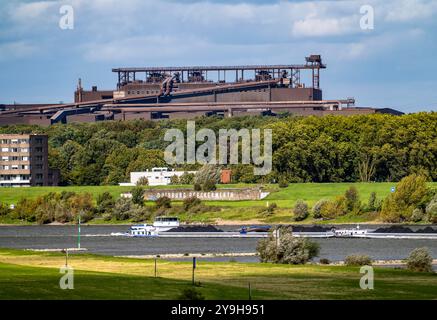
top-left (319, 201), bottom-right (336, 220)
top-left (426, 194), bottom-right (437, 223)
top-left (178, 287), bottom-right (205, 300)
top-left (112, 198), bottom-right (133, 221)
top-left (202, 178), bottom-right (216, 191)
top-left (136, 176), bottom-right (149, 186)
top-left (156, 196), bottom-right (171, 209)
top-left (411, 208), bottom-right (425, 222)
top-left (0, 202), bottom-right (11, 216)
top-left (130, 205), bottom-right (153, 222)
top-left (257, 230), bottom-right (319, 264)
top-left (131, 187), bottom-right (145, 206)
top-left (312, 199), bottom-right (328, 219)
top-left (293, 200), bottom-right (309, 221)
top-left (344, 254), bottom-right (372, 266)
top-left (169, 175), bottom-right (180, 185)
top-left (319, 258), bottom-right (331, 265)
top-left (259, 203), bottom-right (277, 216)
top-left (179, 172), bottom-right (195, 185)
top-left (364, 192), bottom-right (382, 212)
top-left (406, 247), bottom-right (433, 273)
top-left (193, 183), bottom-right (202, 191)
top-left (102, 213), bottom-right (112, 221)
top-left (96, 192), bottom-right (115, 214)
top-left (345, 186), bottom-right (360, 213)
top-left (278, 178), bottom-right (288, 188)
top-left (183, 196), bottom-right (201, 211)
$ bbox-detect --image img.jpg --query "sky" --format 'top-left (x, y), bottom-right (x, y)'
top-left (0, 0), bottom-right (437, 113)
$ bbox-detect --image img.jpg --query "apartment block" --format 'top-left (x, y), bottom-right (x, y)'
top-left (0, 134), bottom-right (59, 187)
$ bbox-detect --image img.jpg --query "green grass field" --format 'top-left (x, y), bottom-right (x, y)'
top-left (3, 182), bottom-right (432, 206)
top-left (0, 249), bottom-right (436, 300)
top-left (1, 182), bottom-right (436, 224)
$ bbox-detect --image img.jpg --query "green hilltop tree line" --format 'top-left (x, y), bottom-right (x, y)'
top-left (0, 112), bottom-right (435, 185)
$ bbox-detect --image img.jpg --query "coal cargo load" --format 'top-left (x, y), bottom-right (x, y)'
top-left (167, 225), bottom-right (223, 232)
top-left (291, 226), bottom-right (332, 232)
top-left (374, 226), bottom-right (437, 234)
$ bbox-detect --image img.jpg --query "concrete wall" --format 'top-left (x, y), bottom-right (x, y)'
top-left (142, 188), bottom-right (268, 201)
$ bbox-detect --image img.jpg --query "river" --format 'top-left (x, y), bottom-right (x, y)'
top-left (1, 225), bottom-right (437, 264)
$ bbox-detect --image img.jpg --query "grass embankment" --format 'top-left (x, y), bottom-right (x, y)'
top-left (0, 249), bottom-right (436, 300)
top-left (1, 182), bottom-right (436, 225)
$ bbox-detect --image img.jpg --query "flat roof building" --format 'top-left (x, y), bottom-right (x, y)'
top-left (0, 134), bottom-right (59, 187)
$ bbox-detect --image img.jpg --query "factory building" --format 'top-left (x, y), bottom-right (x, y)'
top-left (0, 55), bottom-right (402, 126)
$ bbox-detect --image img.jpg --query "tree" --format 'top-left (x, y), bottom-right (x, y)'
top-left (381, 174), bottom-right (430, 222)
top-left (131, 187), bottom-right (145, 206)
top-left (344, 186), bottom-right (360, 213)
top-left (293, 200), bottom-right (309, 221)
top-left (366, 192), bottom-right (381, 212)
top-left (257, 229), bottom-right (319, 264)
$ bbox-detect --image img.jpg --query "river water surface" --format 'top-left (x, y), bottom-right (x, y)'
top-left (1, 225), bottom-right (437, 264)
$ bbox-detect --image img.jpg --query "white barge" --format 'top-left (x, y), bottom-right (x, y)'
top-left (111, 216), bottom-right (180, 237)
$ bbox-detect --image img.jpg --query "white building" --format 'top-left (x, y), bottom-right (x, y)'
top-left (119, 167), bottom-right (196, 186)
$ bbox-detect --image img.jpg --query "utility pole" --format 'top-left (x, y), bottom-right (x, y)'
top-left (248, 282), bottom-right (252, 300)
top-left (78, 214), bottom-right (81, 249)
top-left (192, 257), bottom-right (196, 285)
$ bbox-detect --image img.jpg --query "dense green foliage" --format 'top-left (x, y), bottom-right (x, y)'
top-left (12, 191), bottom-right (94, 224)
top-left (380, 174), bottom-right (433, 222)
top-left (1, 113), bottom-right (435, 185)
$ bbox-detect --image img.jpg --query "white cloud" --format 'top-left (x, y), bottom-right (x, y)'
top-left (0, 41), bottom-right (38, 60)
top-left (291, 16), bottom-right (358, 37)
top-left (384, 0), bottom-right (437, 22)
top-left (9, 1), bottom-right (56, 22)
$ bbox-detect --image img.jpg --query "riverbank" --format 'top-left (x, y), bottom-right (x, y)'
top-left (0, 248), bottom-right (436, 299)
top-left (1, 182), bottom-right (436, 225)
